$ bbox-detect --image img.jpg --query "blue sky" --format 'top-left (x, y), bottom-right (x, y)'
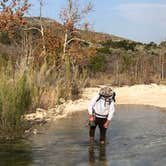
top-left (28, 0), bottom-right (166, 43)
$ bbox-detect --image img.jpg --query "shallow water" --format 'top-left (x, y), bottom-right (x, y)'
top-left (0, 105), bottom-right (166, 166)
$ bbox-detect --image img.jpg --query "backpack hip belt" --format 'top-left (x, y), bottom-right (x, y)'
top-left (94, 112), bottom-right (108, 118)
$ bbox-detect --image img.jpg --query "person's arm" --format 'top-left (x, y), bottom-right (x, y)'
top-left (88, 95), bottom-right (99, 120)
top-left (104, 101), bottom-right (115, 128)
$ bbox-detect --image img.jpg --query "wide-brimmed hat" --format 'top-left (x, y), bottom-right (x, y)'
top-left (99, 86), bottom-right (114, 97)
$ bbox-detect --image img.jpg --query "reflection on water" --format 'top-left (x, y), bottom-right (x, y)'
top-left (0, 141), bottom-right (32, 166)
top-left (88, 144), bottom-right (108, 166)
top-left (0, 105), bottom-right (166, 166)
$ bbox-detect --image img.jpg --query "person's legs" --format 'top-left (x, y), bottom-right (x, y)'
top-left (89, 125), bottom-right (96, 143)
top-left (89, 117), bottom-right (99, 143)
top-left (98, 118), bottom-right (107, 144)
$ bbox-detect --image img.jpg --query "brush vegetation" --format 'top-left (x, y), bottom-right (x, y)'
top-left (0, 61), bottom-right (32, 140)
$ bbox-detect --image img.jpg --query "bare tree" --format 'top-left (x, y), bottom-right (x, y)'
top-left (59, 0), bottom-right (93, 60)
top-left (38, 0), bottom-right (46, 56)
top-left (24, 0), bottom-right (46, 57)
top-left (159, 42), bottom-right (166, 80)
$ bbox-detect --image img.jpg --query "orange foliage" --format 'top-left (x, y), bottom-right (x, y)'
top-left (0, 0), bottom-right (31, 36)
top-left (68, 41), bottom-right (97, 65)
top-left (44, 28), bottom-right (62, 52)
top-left (32, 24), bottom-right (63, 65)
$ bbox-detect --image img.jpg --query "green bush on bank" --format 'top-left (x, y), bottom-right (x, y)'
top-left (88, 54), bottom-right (107, 73)
top-left (0, 71), bottom-right (32, 140)
top-left (0, 32), bottom-right (11, 45)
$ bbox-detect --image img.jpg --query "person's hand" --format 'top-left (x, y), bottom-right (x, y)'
top-left (104, 120), bottom-right (111, 128)
top-left (89, 114), bottom-right (94, 121)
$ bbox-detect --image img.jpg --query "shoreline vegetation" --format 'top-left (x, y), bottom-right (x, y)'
top-left (0, 0), bottom-right (166, 140)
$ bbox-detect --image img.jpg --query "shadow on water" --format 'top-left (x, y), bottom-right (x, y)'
top-left (0, 141), bottom-right (33, 166)
top-left (0, 105), bottom-right (166, 166)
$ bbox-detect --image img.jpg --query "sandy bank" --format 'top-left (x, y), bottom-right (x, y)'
top-left (25, 84), bottom-right (166, 122)
top-left (115, 84), bottom-right (166, 109)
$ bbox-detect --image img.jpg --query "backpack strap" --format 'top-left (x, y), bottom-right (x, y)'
top-left (96, 95), bottom-right (102, 103)
top-left (112, 92), bottom-right (116, 102)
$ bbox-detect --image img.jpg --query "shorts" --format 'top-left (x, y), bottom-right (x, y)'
top-left (89, 116), bottom-right (107, 142)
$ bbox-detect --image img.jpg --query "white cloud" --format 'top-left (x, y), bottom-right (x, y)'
top-left (115, 3), bottom-right (166, 25)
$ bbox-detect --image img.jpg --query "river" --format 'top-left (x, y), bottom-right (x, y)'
top-left (0, 105), bottom-right (166, 166)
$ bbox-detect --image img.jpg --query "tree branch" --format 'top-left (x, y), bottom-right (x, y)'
top-left (23, 27), bottom-right (41, 33)
top-left (66, 37), bottom-right (92, 46)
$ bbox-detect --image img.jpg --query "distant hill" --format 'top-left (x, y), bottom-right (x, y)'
top-left (24, 17), bottom-right (130, 43)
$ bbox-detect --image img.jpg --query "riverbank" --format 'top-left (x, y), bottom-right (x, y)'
top-left (115, 84), bottom-right (166, 109)
top-left (25, 84), bottom-right (166, 122)
top-left (25, 84), bottom-right (166, 124)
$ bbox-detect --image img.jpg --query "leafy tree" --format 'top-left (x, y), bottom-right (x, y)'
top-left (59, 0), bottom-right (93, 81)
top-left (0, 0), bottom-right (31, 38)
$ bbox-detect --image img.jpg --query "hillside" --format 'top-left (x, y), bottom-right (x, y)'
top-left (0, 17), bottom-right (131, 58)
top-left (24, 17), bottom-right (128, 43)
top-left (0, 16), bottom-right (165, 86)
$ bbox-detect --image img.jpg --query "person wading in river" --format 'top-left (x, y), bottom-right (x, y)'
top-left (88, 86), bottom-right (115, 144)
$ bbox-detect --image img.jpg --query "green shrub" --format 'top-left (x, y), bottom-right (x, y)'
top-left (0, 72), bottom-right (32, 140)
top-left (101, 39), bottom-right (137, 51)
top-left (0, 95), bottom-right (2, 115)
top-left (0, 54), bottom-right (9, 71)
top-left (88, 54), bottom-right (107, 73)
top-left (97, 47), bottom-right (111, 55)
top-left (121, 53), bottom-right (132, 71)
top-left (0, 32), bottom-right (11, 45)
